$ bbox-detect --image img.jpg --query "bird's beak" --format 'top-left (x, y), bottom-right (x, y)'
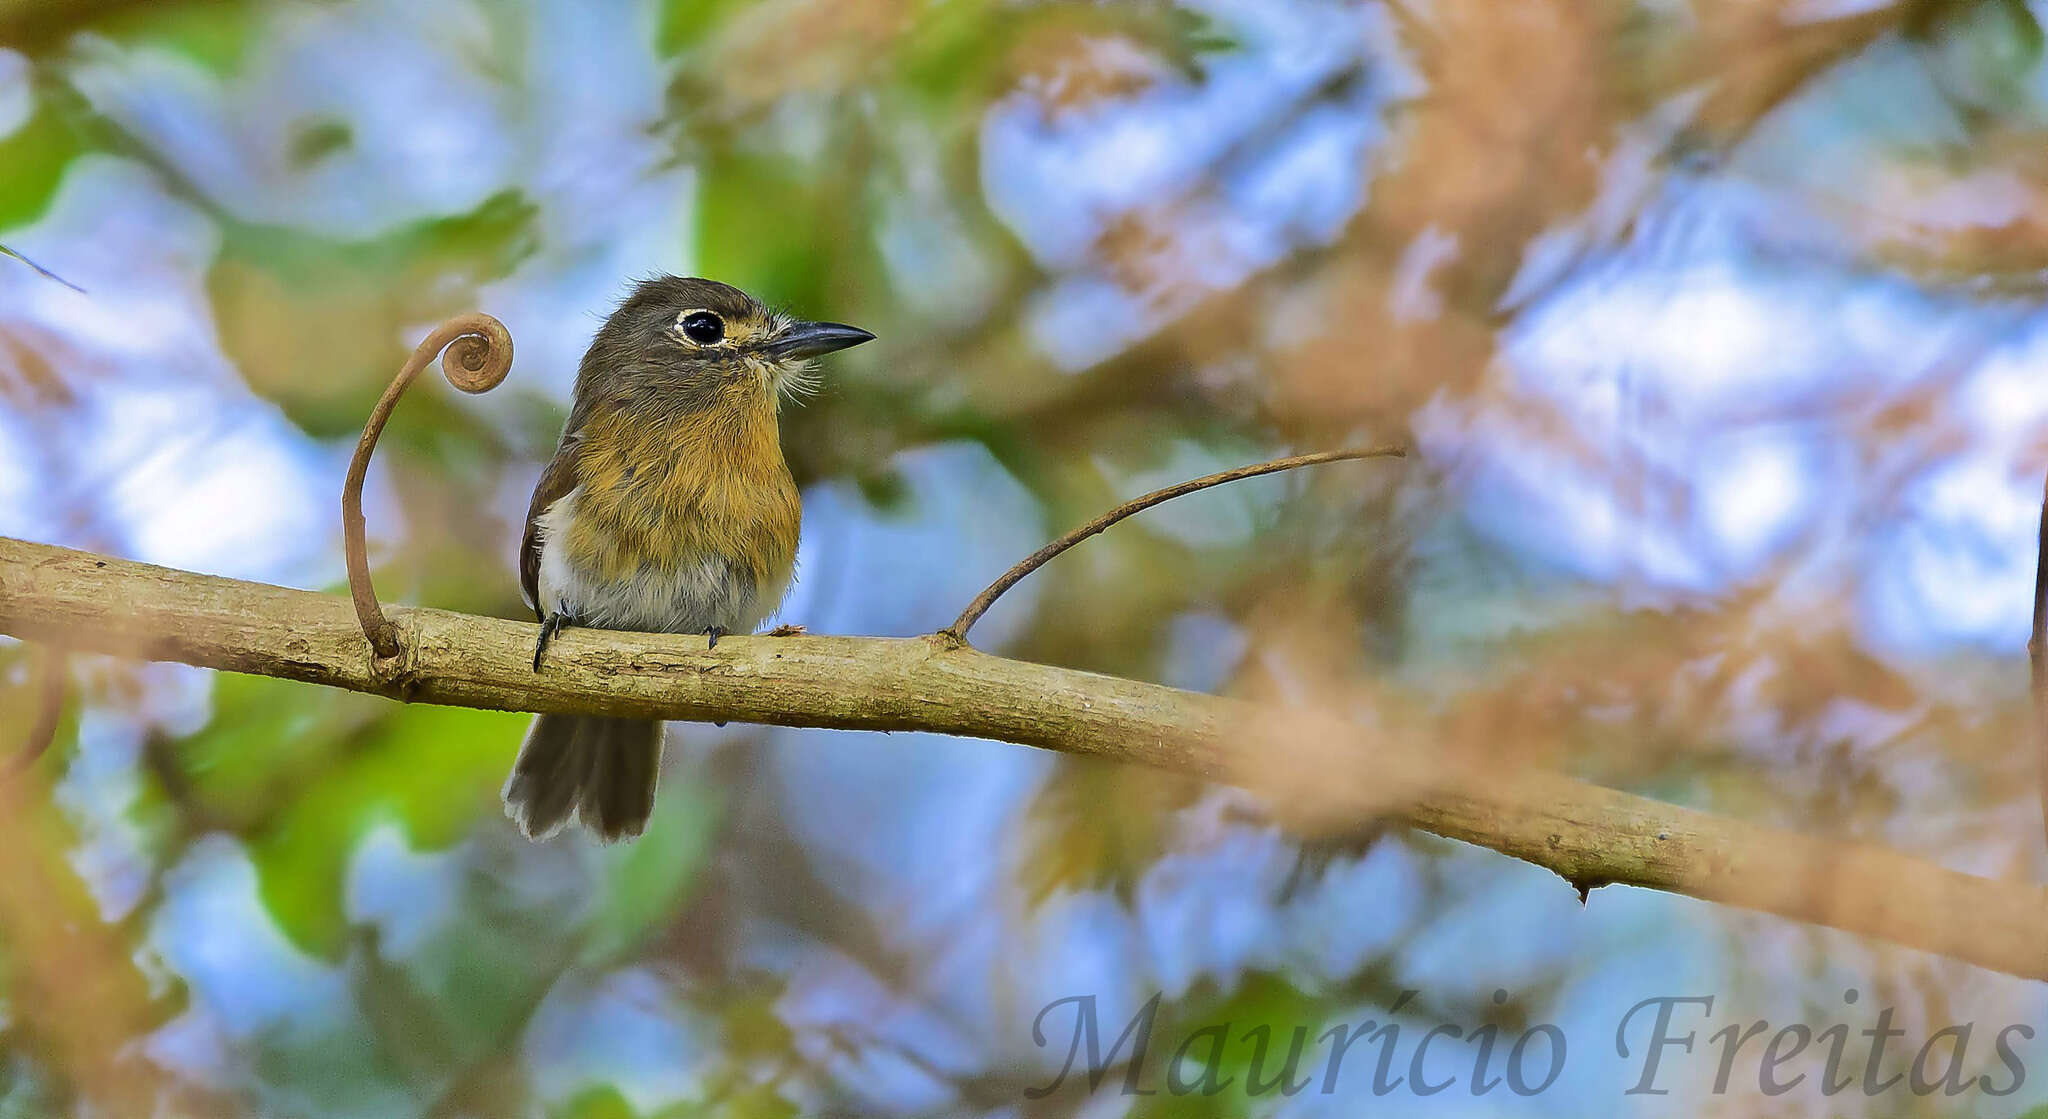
top-left (765, 320), bottom-right (875, 361)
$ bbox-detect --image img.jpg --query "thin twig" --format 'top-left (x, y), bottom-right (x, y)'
top-left (941, 446), bottom-right (1406, 642)
top-left (341, 313), bottom-right (513, 659)
top-left (0, 244), bottom-right (84, 293)
top-left (2032, 470), bottom-right (2048, 856)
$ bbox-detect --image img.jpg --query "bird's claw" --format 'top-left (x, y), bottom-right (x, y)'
top-left (705, 626), bottom-right (727, 650)
top-left (534, 612), bottom-right (568, 672)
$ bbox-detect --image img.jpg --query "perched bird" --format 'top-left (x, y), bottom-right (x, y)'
top-left (504, 276), bottom-right (873, 841)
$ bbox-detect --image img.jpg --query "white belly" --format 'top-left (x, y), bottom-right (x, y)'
top-left (534, 487), bottom-right (789, 634)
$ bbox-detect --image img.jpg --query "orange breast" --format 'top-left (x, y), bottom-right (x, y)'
top-left (566, 392), bottom-right (801, 594)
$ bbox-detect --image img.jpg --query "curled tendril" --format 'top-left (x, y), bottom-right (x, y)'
top-left (341, 312), bottom-right (514, 659)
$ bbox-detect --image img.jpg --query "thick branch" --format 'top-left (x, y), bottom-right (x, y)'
top-left (3, 535), bottom-right (2046, 980)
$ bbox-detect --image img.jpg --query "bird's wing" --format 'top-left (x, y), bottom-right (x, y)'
top-left (521, 430), bottom-right (582, 618)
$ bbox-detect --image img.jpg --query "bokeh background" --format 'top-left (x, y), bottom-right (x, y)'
top-left (5, 0), bottom-right (2048, 1115)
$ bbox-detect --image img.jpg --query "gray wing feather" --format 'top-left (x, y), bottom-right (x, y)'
top-left (521, 429), bottom-right (582, 618)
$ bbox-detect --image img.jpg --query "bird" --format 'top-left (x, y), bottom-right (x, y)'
top-left (503, 276), bottom-right (873, 842)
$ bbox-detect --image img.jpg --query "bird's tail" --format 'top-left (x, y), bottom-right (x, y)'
top-left (502, 715), bottom-right (663, 842)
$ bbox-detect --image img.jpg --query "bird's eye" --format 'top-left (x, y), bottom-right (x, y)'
top-left (679, 311), bottom-right (725, 345)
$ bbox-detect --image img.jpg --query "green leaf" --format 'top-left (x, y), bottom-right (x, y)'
top-left (250, 702), bottom-right (525, 957)
top-left (1910, 0), bottom-right (2046, 107)
top-left (696, 150), bottom-right (831, 311)
top-left (241, 187), bottom-right (540, 281)
top-left (170, 673), bottom-right (385, 824)
top-left (247, 1016), bottom-right (419, 1119)
top-left (893, 0), bottom-right (1014, 103)
top-left (556, 1085), bottom-right (641, 1119)
top-left (717, 984), bottom-right (795, 1064)
top-left (353, 849), bottom-right (589, 1089)
top-left (1969, 0), bottom-right (2048, 84)
top-left (207, 189), bottom-right (538, 438)
top-left (1127, 973), bottom-right (1331, 1119)
top-left (95, 1), bottom-right (262, 76)
top-left (0, 102), bottom-right (85, 232)
top-left (705, 1084), bottom-right (798, 1119)
top-left (653, 0), bottom-right (752, 57)
top-left (895, 0), bottom-right (1237, 105)
top-left (285, 118), bottom-right (354, 169)
top-left (2001, 0), bottom-right (2046, 62)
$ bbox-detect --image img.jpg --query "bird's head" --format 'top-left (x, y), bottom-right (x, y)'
top-left (585, 275), bottom-right (874, 409)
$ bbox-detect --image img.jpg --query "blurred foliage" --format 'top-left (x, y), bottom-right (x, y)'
top-left (0, 103), bottom-right (86, 230)
top-left (5, 0), bottom-right (2048, 1116)
top-left (1020, 760), bottom-right (1204, 904)
top-left (92, 0), bottom-right (260, 74)
top-left (211, 189), bottom-right (540, 438)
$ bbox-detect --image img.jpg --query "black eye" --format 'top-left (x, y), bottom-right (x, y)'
top-left (679, 311), bottom-right (725, 345)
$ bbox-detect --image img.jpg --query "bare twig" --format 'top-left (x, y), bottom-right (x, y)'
top-left (0, 244), bottom-right (84, 293)
top-left (2032, 471), bottom-right (2048, 856)
top-left (941, 446), bottom-right (1407, 642)
top-left (7, 535), bottom-right (2046, 980)
top-left (341, 313), bottom-right (513, 659)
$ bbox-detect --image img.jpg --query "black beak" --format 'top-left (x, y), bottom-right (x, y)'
top-left (766, 320), bottom-right (875, 361)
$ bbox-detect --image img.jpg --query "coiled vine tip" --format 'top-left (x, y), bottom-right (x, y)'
top-left (341, 313), bottom-right (514, 659)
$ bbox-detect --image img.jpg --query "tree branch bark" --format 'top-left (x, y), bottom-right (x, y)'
top-left (3, 534), bottom-right (2045, 980)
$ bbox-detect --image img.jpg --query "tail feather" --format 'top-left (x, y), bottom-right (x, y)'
top-left (581, 725), bottom-right (660, 840)
top-left (503, 715), bottom-right (663, 842)
top-left (503, 716), bottom-right (592, 838)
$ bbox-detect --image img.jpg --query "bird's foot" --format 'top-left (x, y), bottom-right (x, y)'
top-left (534, 612), bottom-right (570, 672)
top-left (705, 625), bottom-right (727, 650)
top-left (767, 623), bottom-right (806, 636)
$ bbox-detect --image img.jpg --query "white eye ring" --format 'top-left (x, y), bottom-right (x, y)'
top-left (676, 309), bottom-right (727, 346)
